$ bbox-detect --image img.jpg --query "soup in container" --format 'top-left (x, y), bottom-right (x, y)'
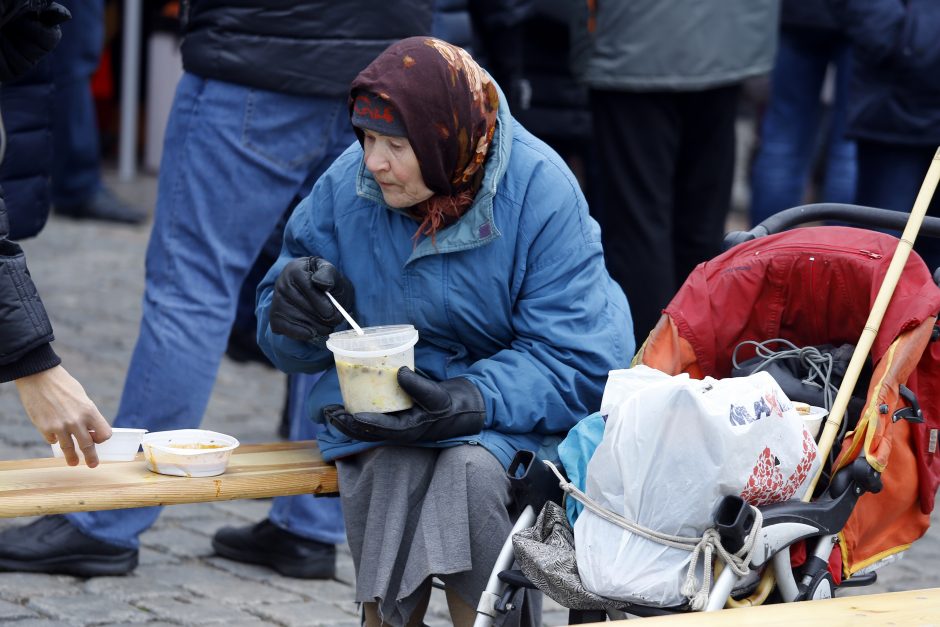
top-left (326, 324), bottom-right (419, 414)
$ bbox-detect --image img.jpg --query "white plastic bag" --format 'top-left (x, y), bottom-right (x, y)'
top-left (575, 366), bottom-right (820, 607)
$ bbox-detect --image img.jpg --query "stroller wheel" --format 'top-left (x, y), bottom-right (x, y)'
top-left (805, 571), bottom-right (835, 601)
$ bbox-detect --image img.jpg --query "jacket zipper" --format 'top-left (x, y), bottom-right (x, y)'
top-left (749, 243), bottom-right (883, 259)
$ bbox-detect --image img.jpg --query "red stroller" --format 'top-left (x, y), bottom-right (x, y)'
top-left (476, 204), bottom-right (940, 624)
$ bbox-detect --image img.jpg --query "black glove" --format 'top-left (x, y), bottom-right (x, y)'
top-left (324, 367), bottom-right (486, 443)
top-left (269, 256), bottom-right (355, 342)
top-left (0, 2), bottom-right (71, 82)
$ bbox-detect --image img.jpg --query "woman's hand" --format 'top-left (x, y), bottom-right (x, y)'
top-left (324, 368), bottom-right (485, 442)
top-left (14, 365), bottom-right (112, 468)
top-left (270, 256), bottom-right (355, 341)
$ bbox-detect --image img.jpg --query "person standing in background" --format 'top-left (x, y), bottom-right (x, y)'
top-left (749, 0), bottom-right (857, 226)
top-left (571, 0), bottom-right (780, 349)
top-left (826, 0), bottom-right (940, 273)
top-left (48, 0), bottom-right (146, 224)
top-left (0, 0), bottom-right (435, 580)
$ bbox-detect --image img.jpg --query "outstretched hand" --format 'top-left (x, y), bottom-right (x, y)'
top-left (15, 365), bottom-right (112, 468)
top-left (324, 368), bottom-right (485, 443)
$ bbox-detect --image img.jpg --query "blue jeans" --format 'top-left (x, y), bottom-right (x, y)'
top-left (749, 26), bottom-right (857, 226)
top-left (50, 0), bottom-right (104, 205)
top-left (855, 140), bottom-right (940, 274)
top-left (67, 73), bottom-right (355, 548)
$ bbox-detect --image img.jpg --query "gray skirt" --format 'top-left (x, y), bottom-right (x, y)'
top-left (337, 443), bottom-right (539, 626)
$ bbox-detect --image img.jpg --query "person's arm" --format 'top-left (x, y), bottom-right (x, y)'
top-left (827, 0), bottom-right (940, 73)
top-left (256, 192), bottom-right (339, 374)
top-left (0, 188), bottom-right (110, 467)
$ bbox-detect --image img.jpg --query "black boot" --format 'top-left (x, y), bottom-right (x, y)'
top-left (212, 518), bottom-right (335, 579)
top-left (0, 515), bottom-right (138, 577)
top-left (55, 188), bottom-right (148, 225)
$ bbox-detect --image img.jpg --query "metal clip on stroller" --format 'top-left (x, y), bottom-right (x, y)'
top-left (476, 155), bottom-right (940, 624)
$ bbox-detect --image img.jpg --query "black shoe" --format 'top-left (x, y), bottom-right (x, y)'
top-left (56, 188), bottom-right (147, 225)
top-left (0, 515), bottom-right (138, 577)
top-left (212, 518), bottom-right (335, 579)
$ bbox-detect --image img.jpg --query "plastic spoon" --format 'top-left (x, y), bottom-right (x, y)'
top-left (325, 290), bottom-right (364, 336)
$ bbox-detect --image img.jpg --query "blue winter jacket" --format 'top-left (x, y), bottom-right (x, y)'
top-left (256, 88), bottom-right (634, 469)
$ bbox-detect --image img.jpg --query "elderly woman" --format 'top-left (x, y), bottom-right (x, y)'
top-left (256, 37), bottom-right (633, 626)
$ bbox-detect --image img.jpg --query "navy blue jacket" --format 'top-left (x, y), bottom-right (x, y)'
top-left (0, 57), bottom-right (54, 240)
top-left (829, 0), bottom-right (940, 145)
top-left (181, 0), bottom-right (435, 97)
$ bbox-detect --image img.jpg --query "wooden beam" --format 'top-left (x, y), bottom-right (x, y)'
top-left (580, 587), bottom-right (940, 626)
top-left (0, 441), bottom-right (337, 518)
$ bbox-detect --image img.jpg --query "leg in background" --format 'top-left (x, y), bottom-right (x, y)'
top-left (590, 88), bottom-right (681, 347)
top-left (65, 76), bottom-right (351, 549)
top-left (673, 84), bottom-right (741, 286)
top-left (748, 26), bottom-right (832, 225)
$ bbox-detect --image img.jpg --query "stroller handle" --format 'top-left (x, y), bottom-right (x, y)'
top-left (723, 203), bottom-right (940, 251)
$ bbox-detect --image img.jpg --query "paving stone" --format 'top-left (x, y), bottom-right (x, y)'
top-left (249, 600), bottom-right (360, 627)
top-left (27, 595), bottom-right (149, 624)
top-left (135, 597), bottom-right (262, 625)
top-left (0, 597), bottom-right (39, 621)
top-left (141, 525), bottom-right (216, 560)
top-left (0, 620), bottom-right (73, 627)
top-left (177, 570), bottom-right (302, 606)
top-left (138, 546), bottom-right (183, 567)
top-left (84, 574), bottom-right (183, 601)
top-left (255, 574), bottom-right (355, 605)
top-left (0, 573), bottom-right (83, 601)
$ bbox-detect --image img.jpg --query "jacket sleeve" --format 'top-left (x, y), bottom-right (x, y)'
top-left (462, 159), bottom-right (635, 435)
top-left (255, 190), bottom-right (337, 374)
top-left (0, 186), bottom-right (59, 382)
top-left (827, 0), bottom-right (940, 73)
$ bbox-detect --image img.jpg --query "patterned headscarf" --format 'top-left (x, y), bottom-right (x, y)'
top-left (349, 37), bottom-right (499, 239)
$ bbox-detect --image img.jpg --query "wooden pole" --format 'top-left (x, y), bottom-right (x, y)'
top-left (804, 147), bottom-right (940, 499)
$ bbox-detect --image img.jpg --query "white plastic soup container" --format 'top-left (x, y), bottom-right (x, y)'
top-left (326, 324), bottom-right (419, 414)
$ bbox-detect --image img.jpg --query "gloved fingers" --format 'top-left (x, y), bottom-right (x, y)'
top-left (397, 367), bottom-right (450, 413)
top-left (39, 3), bottom-right (72, 25)
top-left (308, 257), bottom-right (340, 291)
top-left (323, 405), bottom-right (395, 442)
top-left (270, 308), bottom-right (317, 341)
top-left (284, 274), bottom-right (338, 324)
top-left (274, 261), bottom-right (342, 327)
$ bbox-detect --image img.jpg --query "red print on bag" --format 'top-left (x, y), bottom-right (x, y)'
top-left (740, 429), bottom-right (817, 506)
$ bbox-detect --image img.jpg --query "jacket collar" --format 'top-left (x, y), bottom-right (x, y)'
top-left (355, 80), bottom-right (513, 263)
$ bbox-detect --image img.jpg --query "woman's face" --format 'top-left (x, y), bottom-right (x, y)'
top-left (362, 130), bottom-right (434, 208)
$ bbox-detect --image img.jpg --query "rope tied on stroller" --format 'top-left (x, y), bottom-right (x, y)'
top-left (543, 460), bottom-right (763, 611)
top-left (731, 339), bottom-right (839, 411)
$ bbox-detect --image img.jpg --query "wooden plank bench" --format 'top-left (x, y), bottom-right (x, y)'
top-left (591, 587), bottom-right (940, 626)
top-left (0, 440), bottom-right (338, 518)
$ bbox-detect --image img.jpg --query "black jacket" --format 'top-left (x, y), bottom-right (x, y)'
top-left (0, 187), bottom-right (59, 381)
top-left (0, 0), bottom-right (62, 381)
top-left (180, 0), bottom-right (436, 97)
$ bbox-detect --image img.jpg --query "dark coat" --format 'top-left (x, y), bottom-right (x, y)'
top-left (0, 56), bottom-right (54, 240)
top-left (0, 0), bottom-right (61, 380)
top-left (829, 0), bottom-right (940, 145)
top-left (180, 0), bottom-right (436, 97)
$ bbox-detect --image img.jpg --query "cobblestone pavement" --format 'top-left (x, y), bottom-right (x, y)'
top-left (1, 172), bottom-right (939, 626)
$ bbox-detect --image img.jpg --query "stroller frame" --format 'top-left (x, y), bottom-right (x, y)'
top-left (475, 204), bottom-right (940, 625)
